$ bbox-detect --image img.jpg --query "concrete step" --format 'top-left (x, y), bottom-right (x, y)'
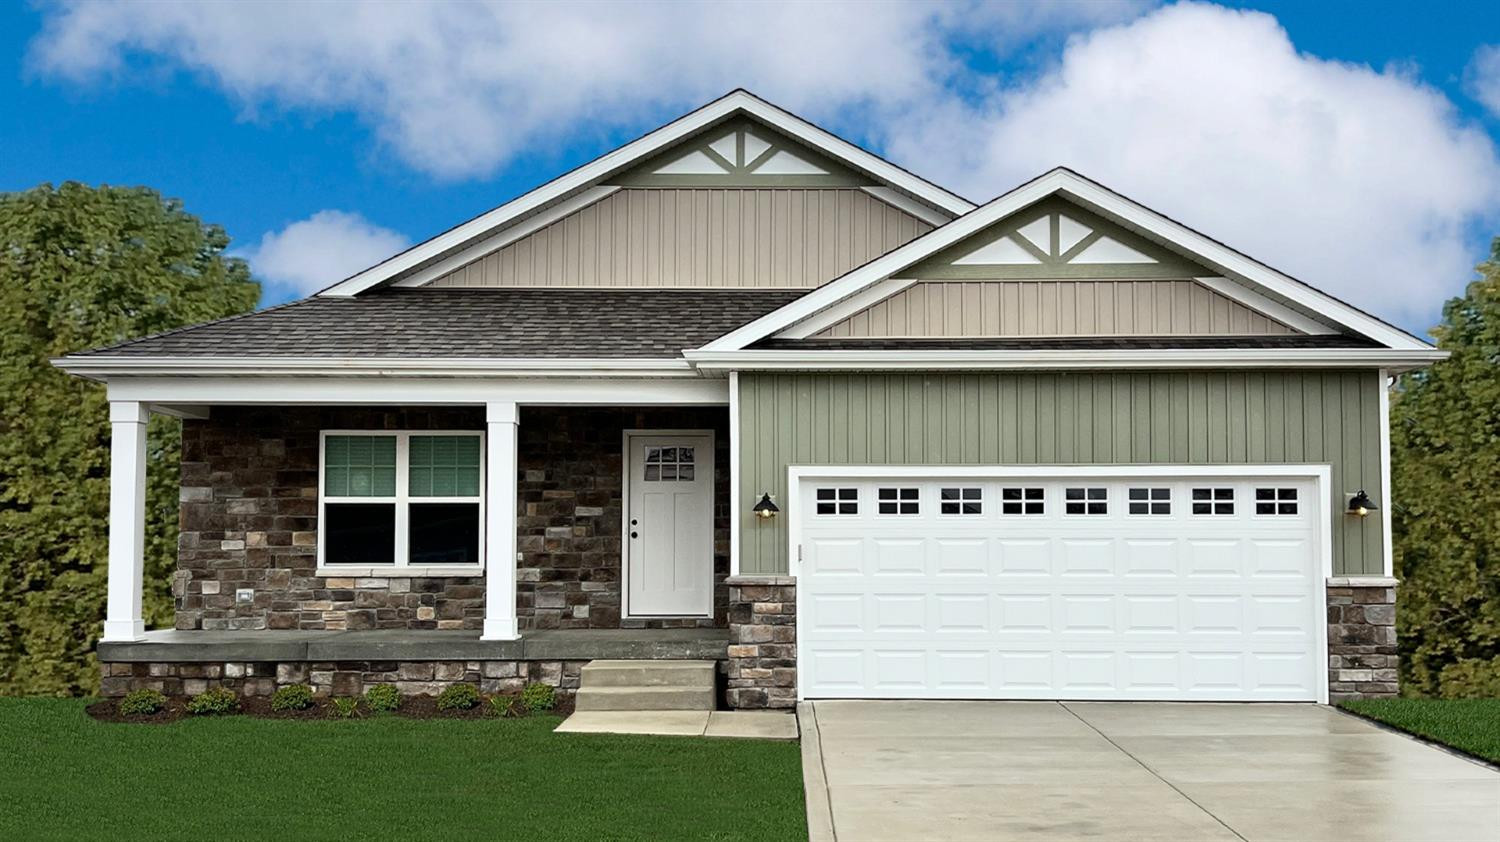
top-left (574, 686), bottom-right (716, 712)
top-left (580, 659), bottom-right (717, 688)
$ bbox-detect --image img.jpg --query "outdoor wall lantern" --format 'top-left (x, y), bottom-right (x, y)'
top-left (1346, 490), bottom-right (1378, 517)
top-left (753, 493), bottom-right (780, 520)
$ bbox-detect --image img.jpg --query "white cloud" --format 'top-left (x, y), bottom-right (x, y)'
top-left (1467, 44), bottom-right (1500, 118)
top-left (27, 0), bottom-right (1139, 180)
top-left (239, 211), bottom-right (409, 297)
top-left (883, 4), bottom-right (1500, 328)
top-left (27, 1), bottom-right (1500, 328)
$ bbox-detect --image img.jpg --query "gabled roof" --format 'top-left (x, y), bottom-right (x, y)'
top-left (695, 168), bottom-right (1437, 355)
top-left (319, 90), bottom-right (976, 298)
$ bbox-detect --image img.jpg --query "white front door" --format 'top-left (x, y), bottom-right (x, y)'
top-left (625, 433), bottom-right (713, 617)
top-left (796, 470), bottom-right (1326, 701)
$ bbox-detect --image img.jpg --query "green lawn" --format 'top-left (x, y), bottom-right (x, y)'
top-left (0, 699), bottom-right (806, 840)
top-left (1340, 698), bottom-right (1500, 764)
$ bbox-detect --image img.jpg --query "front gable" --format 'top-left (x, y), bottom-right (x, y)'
top-left (609, 116), bottom-right (874, 188)
top-left (698, 168), bottom-right (1436, 357)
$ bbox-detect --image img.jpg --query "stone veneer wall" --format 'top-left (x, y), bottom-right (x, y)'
top-left (725, 577), bottom-right (796, 709)
top-left (100, 660), bottom-right (585, 698)
top-left (1327, 579), bottom-right (1398, 701)
top-left (175, 405), bottom-right (729, 633)
top-left (178, 407), bottom-right (487, 632)
top-left (516, 407), bottom-right (730, 630)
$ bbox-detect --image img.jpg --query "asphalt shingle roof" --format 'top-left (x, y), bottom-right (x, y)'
top-left (76, 288), bottom-right (810, 358)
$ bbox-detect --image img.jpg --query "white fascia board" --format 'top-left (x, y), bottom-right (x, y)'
top-left (781, 275), bottom-right (916, 339)
top-left (713, 169), bottom-right (1434, 352)
top-left (52, 356), bottom-right (696, 380)
top-left (392, 186), bottom-right (619, 288)
top-left (320, 91), bottom-right (974, 298)
top-left (685, 348), bottom-right (1448, 372)
top-left (859, 186), bottom-right (955, 228)
top-left (1193, 276), bottom-right (1336, 335)
top-left (103, 375), bottom-right (729, 406)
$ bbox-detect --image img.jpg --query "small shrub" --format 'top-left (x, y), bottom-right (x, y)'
top-left (328, 697), bottom-right (362, 719)
top-left (435, 683), bottom-right (482, 711)
top-left (185, 687), bottom-right (240, 715)
top-left (487, 694), bottom-right (522, 718)
top-left (118, 688), bottom-right (168, 716)
top-left (365, 683), bottom-right (401, 713)
top-left (270, 684), bottom-right (315, 712)
top-left (520, 682), bottom-right (556, 713)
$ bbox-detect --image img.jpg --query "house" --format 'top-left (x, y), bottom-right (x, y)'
top-left (57, 90), bottom-right (1443, 708)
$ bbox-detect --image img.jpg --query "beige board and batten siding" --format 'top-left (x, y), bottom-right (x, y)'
top-left (737, 370), bottom-right (1383, 577)
top-left (815, 279), bottom-right (1296, 338)
top-left (427, 188), bottom-right (932, 289)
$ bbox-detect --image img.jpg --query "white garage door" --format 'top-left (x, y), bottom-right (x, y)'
top-left (796, 471), bottom-right (1326, 701)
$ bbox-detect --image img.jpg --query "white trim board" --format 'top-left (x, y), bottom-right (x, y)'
top-left (54, 356), bottom-right (696, 380)
top-left (320, 90), bottom-right (972, 298)
top-left (103, 376), bottom-right (731, 406)
top-left (705, 168), bottom-right (1432, 353)
top-left (686, 347), bottom-right (1446, 372)
top-left (784, 462), bottom-right (1335, 704)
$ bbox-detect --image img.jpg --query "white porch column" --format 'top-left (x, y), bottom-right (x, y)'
top-left (103, 401), bottom-right (149, 642)
top-left (482, 400), bottom-right (520, 641)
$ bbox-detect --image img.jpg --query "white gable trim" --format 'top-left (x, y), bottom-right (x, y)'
top-left (390, 186), bottom-right (619, 289)
top-left (1192, 276), bottom-right (1335, 335)
top-left (705, 169), bottom-right (1430, 352)
top-left (684, 347), bottom-right (1446, 372)
top-left (859, 186), bottom-right (953, 228)
top-left (321, 90), bottom-right (974, 298)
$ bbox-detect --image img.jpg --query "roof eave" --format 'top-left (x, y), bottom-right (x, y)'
top-left (51, 355), bottom-right (700, 381)
top-left (683, 347), bottom-right (1449, 373)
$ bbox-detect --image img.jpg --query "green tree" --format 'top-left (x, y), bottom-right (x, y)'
top-left (0, 183), bottom-right (258, 695)
top-left (1392, 237), bottom-right (1500, 697)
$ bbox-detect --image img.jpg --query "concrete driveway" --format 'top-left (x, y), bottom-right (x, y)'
top-left (799, 701), bottom-right (1500, 842)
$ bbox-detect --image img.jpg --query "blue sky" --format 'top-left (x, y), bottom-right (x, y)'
top-left (4, 1), bottom-right (1499, 334)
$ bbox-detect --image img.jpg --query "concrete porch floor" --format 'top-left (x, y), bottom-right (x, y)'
top-left (96, 627), bottom-right (729, 663)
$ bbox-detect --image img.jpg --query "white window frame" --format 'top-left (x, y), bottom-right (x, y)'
top-left (317, 429), bottom-right (487, 576)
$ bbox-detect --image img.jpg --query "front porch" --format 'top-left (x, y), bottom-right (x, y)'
top-left (97, 627), bottom-right (729, 697)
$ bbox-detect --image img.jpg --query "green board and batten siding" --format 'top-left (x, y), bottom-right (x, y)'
top-left (737, 370), bottom-right (1384, 577)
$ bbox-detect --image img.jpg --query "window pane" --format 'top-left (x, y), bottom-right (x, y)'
top-left (410, 435), bottom-right (481, 499)
top-left (326, 435), bottom-right (396, 498)
top-left (324, 503), bottom-right (395, 564)
top-left (409, 503), bottom-right (480, 565)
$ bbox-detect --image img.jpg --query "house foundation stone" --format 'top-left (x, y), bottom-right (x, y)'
top-left (726, 576), bottom-right (796, 709)
top-left (1327, 578), bottom-right (1399, 701)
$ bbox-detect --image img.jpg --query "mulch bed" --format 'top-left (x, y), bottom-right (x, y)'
top-left (86, 692), bottom-right (574, 724)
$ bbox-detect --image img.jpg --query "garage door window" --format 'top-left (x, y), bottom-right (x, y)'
top-left (1000, 487), bottom-right (1045, 515)
top-left (1127, 487), bottom-right (1171, 515)
top-left (1255, 487), bottom-right (1298, 515)
top-left (939, 487), bottom-right (982, 515)
top-left (816, 488), bottom-right (858, 515)
top-left (1192, 487), bottom-right (1235, 515)
top-left (1064, 487), bottom-right (1107, 515)
top-left (878, 487), bottom-right (920, 515)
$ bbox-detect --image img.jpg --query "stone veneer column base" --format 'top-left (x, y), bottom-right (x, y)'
top-left (726, 576), bottom-right (796, 709)
top-left (1327, 577), bottom-right (1398, 701)
top-left (99, 660), bottom-right (586, 698)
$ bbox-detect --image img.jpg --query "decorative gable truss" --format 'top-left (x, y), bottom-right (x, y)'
top-left (610, 118), bottom-right (871, 187)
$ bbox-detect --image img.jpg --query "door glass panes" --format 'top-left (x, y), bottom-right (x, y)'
top-left (1192, 487), bottom-right (1234, 515)
top-left (1128, 487), bottom-right (1170, 515)
top-left (644, 445), bottom-right (695, 482)
top-left (940, 487), bottom-right (982, 515)
top-left (324, 435), bottom-right (397, 497)
top-left (1064, 487), bottom-right (1107, 515)
top-left (877, 487), bottom-right (919, 515)
top-left (1001, 487), bottom-right (1045, 515)
top-left (816, 487), bottom-right (858, 515)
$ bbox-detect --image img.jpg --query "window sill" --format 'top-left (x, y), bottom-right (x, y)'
top-left (315, 566), bottom-right (484, 579)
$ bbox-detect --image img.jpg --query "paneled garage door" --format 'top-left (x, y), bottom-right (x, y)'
top-left (795, 470), bottom-right (1327, 701)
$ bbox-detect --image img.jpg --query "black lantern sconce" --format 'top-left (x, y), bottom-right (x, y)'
top-left (752, 493), bottom-right (780, 520)
top-left (1346, 490), bottom-right (1378, 517)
